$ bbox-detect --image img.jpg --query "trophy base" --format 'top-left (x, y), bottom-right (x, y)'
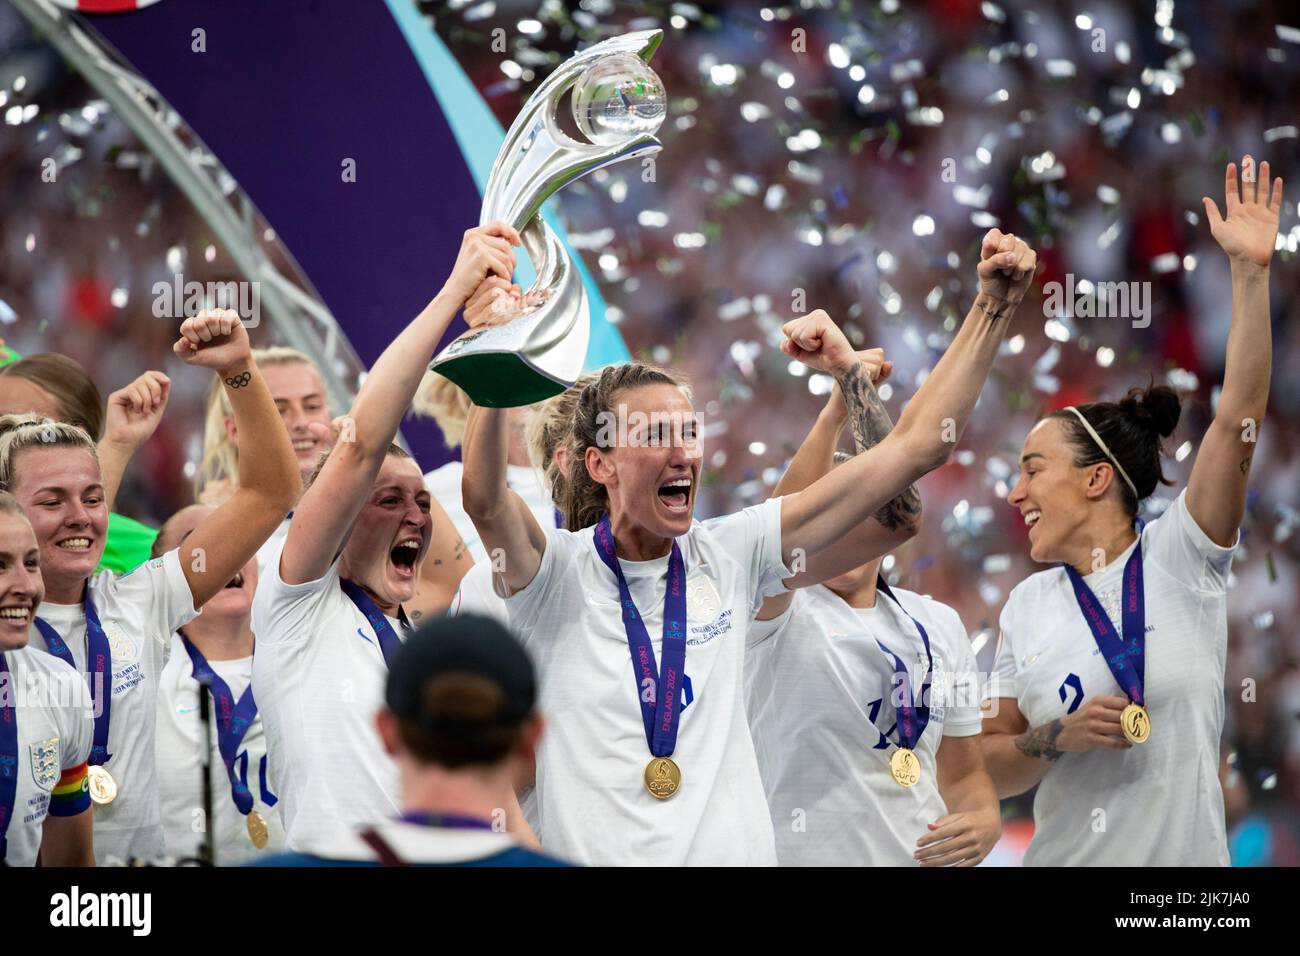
top-left (432, 351), bottom-right (570, 408)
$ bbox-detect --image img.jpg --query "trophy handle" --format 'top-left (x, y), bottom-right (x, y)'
top-left (429, 215), bottom-right (590, 408)
top-left (431, 29), bottom-right (665, 407)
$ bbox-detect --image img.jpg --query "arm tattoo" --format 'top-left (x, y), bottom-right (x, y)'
top-left (224, 371), bottom-right (251, 388)
top-left (1015, 719), bottom-right (1065, 761)
top-left (836, 362), bottom-right (922, 531)
top-left (453, 539), bottom-right (467, 561)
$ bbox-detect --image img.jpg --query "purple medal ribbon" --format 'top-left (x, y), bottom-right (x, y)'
top-left (592, 515), bottom-right (688, 760)
top-left (0, 654), bottom-right (16, 862)
top-left (34, 589), bottom-right (113, 767)
top-left (1062, 539), bottom-right (1146, 707)
top-left (873, 578), bottom-right (934, 751)
top-left (180, 635), bottom-right (260, 816)
top-left (340, 579), bottom-right (413, 668)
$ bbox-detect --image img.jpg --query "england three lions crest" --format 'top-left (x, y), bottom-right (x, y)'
top-left (30, 736), bottom-right (60, 791)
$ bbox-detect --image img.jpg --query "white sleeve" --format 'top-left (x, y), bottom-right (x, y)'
top-left (934, 604), bottom-right (983, 737)
top-left (106, 550), bottom-right (200, 652)
top-left (502, 527), bottom-right (579, 644)
top-left (702, 497), bottom-right (792, 611)
top-left (746, 598), bottom-right (794, 651)
top-left (983, 597), bottom-right (1019, 705)
top-left (449, 563), bottom-right (511, 626)
top-left (249, 538), bottom-right (342, 647)
top-left (1144, 489), bottom-right (1237, 592)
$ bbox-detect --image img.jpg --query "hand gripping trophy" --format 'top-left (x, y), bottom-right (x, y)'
top-left (428, 30), bottom-right (667, 407)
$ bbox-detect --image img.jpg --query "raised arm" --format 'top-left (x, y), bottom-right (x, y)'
top-left (778, 230), bottom-right (1036, 561)
top-left (96, 370), bottom-right (170, 512)
top-left (279, 223), bottom-right (520, 585)
top-left (777, 343), bottom-right (927, 590)
top-left (756, 349), bottom-right (914, 620)
top-left (461, 404), bottom-right (549, 596)
top-left (1187, 156), bottom-right (1281, 546)
top-left (169, 311), bottom-right (300, 608)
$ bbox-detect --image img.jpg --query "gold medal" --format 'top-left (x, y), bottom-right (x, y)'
top-left (246, 810), bottom-right (269, 849)
top-left (889, 748), bottom-right (921, 788)
top-left (87, 765), bottom-right (118, 806)
top-left (644, 757), bottom-right (681, 800)
top-left (1120, 703), bottom-right (1151, 744)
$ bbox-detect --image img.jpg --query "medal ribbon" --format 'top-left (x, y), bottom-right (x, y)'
top-left (0, 654), bottom-right (17, 862)
top-left (1063, 539), bottom-right (1146, 707)
top-left (340, 579), bottom-right (413, 668)
top-left (592, 515), bottom-right (688, 760)
top-left (873, 578), bottom-right (934, 751)
top-left (180, 635), bottom-right (259, 816)
top-left (34, 589), bottom-right (112, 766)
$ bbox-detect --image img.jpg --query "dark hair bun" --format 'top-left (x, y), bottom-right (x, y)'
top-left (1120, 384), bottom-right (1181, 438)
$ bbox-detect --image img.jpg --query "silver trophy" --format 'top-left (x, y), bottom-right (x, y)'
top-left (429, 30), bottom-right (667, 407)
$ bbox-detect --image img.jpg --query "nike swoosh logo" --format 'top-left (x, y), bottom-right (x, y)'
top-left (356, 628), bottom-right (374, 645)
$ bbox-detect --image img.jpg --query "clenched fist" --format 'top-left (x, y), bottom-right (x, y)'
top-left (976, 229), bottom-right (1037, 307)
top-left (780, 310), bottom-right (858, 377)
top-left (442, 222), bottom-right (523, 307)
top-left (172, 309), bottom-right (252, 376)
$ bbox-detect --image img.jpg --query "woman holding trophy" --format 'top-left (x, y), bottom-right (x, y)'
top-left (250, 223), bottom-right (537, 852)
top-left (459, 229), bottom-right (1036, 865)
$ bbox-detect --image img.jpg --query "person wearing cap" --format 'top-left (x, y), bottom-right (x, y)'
top-left (250, 614), bottom-right (570, 867)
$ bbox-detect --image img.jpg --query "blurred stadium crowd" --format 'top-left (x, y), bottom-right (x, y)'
top-left (1, 0), bottom-right (1297, 863)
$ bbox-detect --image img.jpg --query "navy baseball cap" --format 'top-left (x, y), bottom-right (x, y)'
top-left (385, 614), bottom-right (537, 732)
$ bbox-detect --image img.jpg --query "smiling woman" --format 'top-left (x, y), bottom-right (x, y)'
top-left (980, 157), bottom-right (1282, 867)
top-left (196, 346), bottom-right (332, 504)
top-left (193, 347), bottom-right (335, 577)
top-left (0, 309), bottom-right (300, 866)
top-left (0, 491), bottom-right (95, 868)
top-left (0, 352), bottom-right (160, 574)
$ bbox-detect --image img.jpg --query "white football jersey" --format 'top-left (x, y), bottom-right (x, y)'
top-left (0, 646), bottom-right (92, 867)
top-left (448, 560), bottom-right (509, 625)
top-left (987, 490), bottom-right (1235, 866)
top-left (425, 461), bottom-right (558, 562)
top-left (250, 539), bottom-right (406, 851)
top-left (28, 550), bottom-right (199, 864)
top-left (155, 637), bottom-right (285, 864)
top-left (747, 584), bottom-right (983, 865)
top-left (254, 515), bottom-right (291, 579)
top-left (502, 498), bottom-right (790, 866)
